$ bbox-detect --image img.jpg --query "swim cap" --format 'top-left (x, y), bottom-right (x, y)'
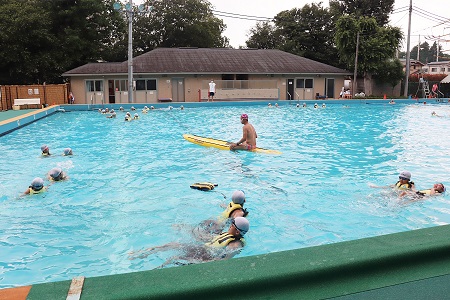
top-left (49, 167), bottom-right (62, 179)
top-left (240, 114), bottom-right (248, 119)
top-left (399, 171), bottom-right (411, 180)
top-left (63, 148), bottom-right (72, 156)
top-left (233, 217), bottom-right (249, 235)
top-left (41, 145), bottom-right (49, 152)
top-left (31, 177), bottom-right (44, 189)
top-left (231, 190), bottom-right (245, 204)
top-left (134, 113), bottom-right (139, 117)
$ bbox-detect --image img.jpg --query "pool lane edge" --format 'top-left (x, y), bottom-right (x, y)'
top-left (16, 224), bottom-right (450, 300)
top-left (0, 106), bottom-right (60, 137)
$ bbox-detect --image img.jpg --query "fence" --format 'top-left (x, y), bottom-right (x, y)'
top-left (0, 84), bottom-right (70, 111)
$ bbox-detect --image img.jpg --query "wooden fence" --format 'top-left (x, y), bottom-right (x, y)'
top-left (0, 84), bottom-right (70, 111)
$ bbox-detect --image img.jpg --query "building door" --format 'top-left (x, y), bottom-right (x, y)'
top-left (325, 78), bottom-right (335, 98)
top-left (85, 80), bottom-right (104, 104)
top-left (286, 79), bottom-right (294, 100)
top-left (171, 78), bottom-right (185, 102)
top-left (108, 80), bottom-right (115, 104)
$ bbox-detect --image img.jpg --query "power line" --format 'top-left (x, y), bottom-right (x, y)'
top-left (212, 10), bottom-right (272, 22)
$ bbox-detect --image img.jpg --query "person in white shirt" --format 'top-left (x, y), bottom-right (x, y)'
top-left (208, 80), bottom-right (216, 102)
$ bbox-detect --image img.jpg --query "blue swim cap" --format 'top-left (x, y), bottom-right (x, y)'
top-left (231, 190), bottom-right (245, 204)
top-left (31, 177), bottom-right (44, 189)
top-left (63, 148), bottom-right (72, 156)
top-left (233, 217), bottom-right (249, 235)
top-left (49, 168), bottom-right (62, 179)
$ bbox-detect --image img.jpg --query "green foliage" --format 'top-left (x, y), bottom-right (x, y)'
top-left (0, 0), bottom-right (228, 84)
top-left (246, 22), bottom-right (279, 49)
top-left (373, 59), bottom-right (404, 91)
top-left (335, 15), bottom-right (403, 75)
top-left (399, 41), bottom-right (450, 63)
top-left (329, 0), bottom-right (395, 26)
top-left (133, 0), bottom-right (228, 54)
top-left (0, 0), bottom-right (55, 84)
top-left (246, 3), bottom-right (341, 67)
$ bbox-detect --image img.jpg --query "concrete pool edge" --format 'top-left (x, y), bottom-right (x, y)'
top-left (0, 106), bottom-right (60, 136)
top-left (2, 224), bottom-right (449, 299)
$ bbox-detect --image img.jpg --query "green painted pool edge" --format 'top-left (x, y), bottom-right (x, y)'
top-left (26, 224), bottom-right (450, 300)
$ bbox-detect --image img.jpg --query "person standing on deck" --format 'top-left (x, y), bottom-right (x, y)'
top-left (208, 80), bottom-right (216, 102)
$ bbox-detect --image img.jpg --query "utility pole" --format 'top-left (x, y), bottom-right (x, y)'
top-left (417, 35), bottom-right (420, 61)
top-left (404, 0), bottom-right (412, 97)
top-left (353, 31), bottom-right (360, 96)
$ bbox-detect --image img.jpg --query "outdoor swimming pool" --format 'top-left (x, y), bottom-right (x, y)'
top-left (1, 102), bottom-right (450, 288)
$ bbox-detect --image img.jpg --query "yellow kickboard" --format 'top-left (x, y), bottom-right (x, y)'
top-left (183, 134), bottom-right (282, 155)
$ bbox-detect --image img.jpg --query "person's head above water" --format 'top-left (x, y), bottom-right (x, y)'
top-left (434, 183), bottom-right (446, 193)
top-left (41, 145), bottom-right (49, 153)
top-left (232, 217), bottom-right (249, 236)
top-left (399, 171), bottom-right (411, 181)
top-left (231, 190), bottom-right (245, 205)
top-left (63, 148), bottom-right (73, 156)
top-left (49, 168), bottom-right (63, 181)
top-left (31, 177), bottom-right (44, 190)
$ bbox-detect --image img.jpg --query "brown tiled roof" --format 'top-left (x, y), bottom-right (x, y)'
top-left (64, 48), bottom-right (349, 75)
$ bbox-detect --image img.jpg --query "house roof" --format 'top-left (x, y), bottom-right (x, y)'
top-left (63, 48), bottom-right (349, 76)
top-left (399, 59), bottom-right (425, 66)
top-left (425, 61), bottom-right (450, 66)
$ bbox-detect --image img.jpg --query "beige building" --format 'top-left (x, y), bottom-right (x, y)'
top-left (422, 61), bottom-right (450, 75)
top-left (63, 48), bottom-right (350, 104)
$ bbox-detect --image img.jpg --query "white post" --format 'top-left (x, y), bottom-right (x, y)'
top-left (404, 0), bottom-right (412, 97)
top-left (128, 0), bottom-right (133, 103)
top-left (353, 31), bottom-right (359, 96)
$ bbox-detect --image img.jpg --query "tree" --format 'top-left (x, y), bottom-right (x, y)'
top-left (0, 0), bottom-right (128, 84)
top-left (329, 0), bottom-right (395, 26)
top-left (335, 15), bottom-right (403, 95)
top-left (133, 0), bottom-right (228, 54)
top-left (245, 3), bottom-right (340, 66)
top-left (373, 59), bottom-right (404, 95)
top-left (0, 0), bottom-right (56, 84)
top-left (246, 21), bottom-right (280, 49)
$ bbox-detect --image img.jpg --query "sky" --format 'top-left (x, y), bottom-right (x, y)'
top-left (207, 0), bottom-right (450, 57)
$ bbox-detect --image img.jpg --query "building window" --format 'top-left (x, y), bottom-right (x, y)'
top-left (441, 68), bottom-right (446, 72)
top-left (423, 68), bottom-right (428, 73)
top-left (236, 74), bottom-right (248, 80)
top-left (86, 80), bottom-right (103, 92)
top-left (146, 79), bottom-right (156, 90)
top-left (135, 80), bottom-right (146, 91)
top-left (431, 68), bottom-right (437, 72)
top-left (296, 78), bottom-right (314, 89)
top-left (222, 74), bottom-right (234, 80)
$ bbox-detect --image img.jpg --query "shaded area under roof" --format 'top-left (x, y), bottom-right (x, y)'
top-left (64, 48), bottom-right (349, 75)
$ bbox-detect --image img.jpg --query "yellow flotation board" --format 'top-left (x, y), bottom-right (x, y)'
top-left (183, 134), bottom-right (282, 155)
top-left (190, 182), bottom-right (218, 191)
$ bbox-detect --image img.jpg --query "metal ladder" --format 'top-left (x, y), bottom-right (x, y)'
top-left (422, 80), bottom-right (430, 98)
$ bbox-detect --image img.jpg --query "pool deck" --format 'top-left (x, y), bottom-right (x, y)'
top-left (1, 224), bottom-right (450, 299)
top-left (0, 106), bottom-right (60, 136)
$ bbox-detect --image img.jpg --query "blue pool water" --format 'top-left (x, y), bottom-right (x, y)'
top-left (1, 102), bottom-right (450, 288)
